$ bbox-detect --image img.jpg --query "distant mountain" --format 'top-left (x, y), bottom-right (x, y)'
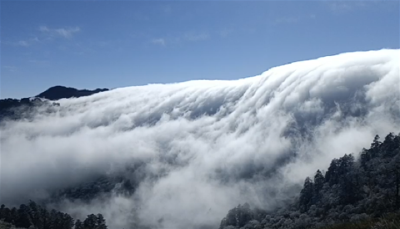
top-left (0, 86), bottom-right (108, 122)
top-left (36, 85), bottom-right (109, 100)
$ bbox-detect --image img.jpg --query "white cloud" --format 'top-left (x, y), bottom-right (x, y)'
top-left (40, 26), bottom-right (81, 38)
top-left (17, 40), bottom-right (30, 46)
top-left (29, 60), bottom-right (50, 67)
top-left (151, 38), bottom-right (166, 46)
top-left (161, 5), bottom-right (172, 14)
top-left (328, 2), bottom-right (353, 12)
top-left (272, 13), bottom-right (317, 26)
top-left (184, 31), bottom-right (210, 41)
top-left (12, 37), bottom-right (39, 47)
top-left (7, 26), bottom-right (79, 48)
top-left (1, 65), bottom-right (17, 72)
top-left (151, 32), bottom-right (209, 46)
top-left (326, 1), bottom-right (373, 14)
top-left (39, 25), bottom-right (50, 32)
top-left (0, 49), bottom-right (399, 229)
top-left (55, 27), bottom-right (81, 38)
top-left (273, 17), bottom-right (299, 25)
top-left (219, 28), bottom-right (234, 38)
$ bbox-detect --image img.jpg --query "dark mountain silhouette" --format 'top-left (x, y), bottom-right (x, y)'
top-left (0, 86), bottom-right (108, 122)
top-left (36, 85), bottom-right (109, 100)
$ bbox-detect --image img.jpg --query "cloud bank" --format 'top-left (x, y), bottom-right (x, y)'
top-left (1, 49), bottom-right (399, 229)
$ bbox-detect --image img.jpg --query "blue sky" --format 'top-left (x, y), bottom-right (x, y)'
top-left (1, 1), bottom-right (399, 99)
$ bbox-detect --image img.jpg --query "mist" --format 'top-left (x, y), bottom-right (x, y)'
top-left (1, 49), bottom-right (399, 229)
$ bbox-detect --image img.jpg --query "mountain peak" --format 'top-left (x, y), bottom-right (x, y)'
top-left (36, 85), bottom-right (109, 100)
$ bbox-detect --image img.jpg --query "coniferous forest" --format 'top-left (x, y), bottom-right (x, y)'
top-left (0, 201), bottom-right (107, 229)
top-left (220, 132), bottom-right (400, 229)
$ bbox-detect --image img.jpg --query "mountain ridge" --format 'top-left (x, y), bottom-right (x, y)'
top-left (0, 86), bottom-right (109, 121)
top-left (36, 85), bottom-right (109, 101)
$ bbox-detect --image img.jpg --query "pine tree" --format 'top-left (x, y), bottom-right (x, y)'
top-left (15, 204), bottom-right (31, 228)
top-left (371, 134), bottom-right (381, 149)
top-left (83, 214), bottom-right (97, 229)
top-left (96, 214), bottom-right (107, 229)
top-left (325, 159), bottom-right (339, 186)
top-left (75, 219), bottom-right (83, 229)
top-left (314, 170), bottom-right (325, 194)
top-left (299, 177), bottom-right (314, 212)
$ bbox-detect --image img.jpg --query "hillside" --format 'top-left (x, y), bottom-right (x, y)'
top-left (0, 201), bottom-right (107, 229)
top-left (219, 133), bottom-right (400, 229)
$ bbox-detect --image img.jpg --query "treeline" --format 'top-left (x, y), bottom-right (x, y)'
top-left (52, 175), bottom-right (135, 202)
top-left (220, 132), bottom-right (400, 229)
top-left (0, 98), bottom-right (54, 122)
top-left (0, 200), bottom-right (107, 229)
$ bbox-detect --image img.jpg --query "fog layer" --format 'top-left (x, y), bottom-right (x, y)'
top-left (1, 49), bottom-right (399, 229)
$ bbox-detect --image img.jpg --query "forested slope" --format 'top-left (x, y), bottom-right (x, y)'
top-left (220, 132), bottom-right (400, 229)
top-left (0, 201), bottom-right (107, 229)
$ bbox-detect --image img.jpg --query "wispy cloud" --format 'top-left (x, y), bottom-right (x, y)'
top-left (151, 31), bottom-right (209, 47)
top-left (326, 1), bottom-right (370, 14)
top-left (1, 65), bottom-right (18, 72)
top-left (17, 40), bottom-right (30, 47)
top-left (328, 2), bottom-right (354, 13)
top-left (272, 14), bottom-right (316, 26)
top-left (29, 60), bottom-right (50, 67)
top-left (273, 17), bottom-right (299, 25)
top-left (39, 26), bottom-right (81, 39)
top-left (13, 37), bottom-right (39, 47)
top-left (7, 26), bottom-right (81, 47)
top-left (161, 5), bottom-right (172, 14)
top-left (219, 28), bottom-right (234, 38)
top-left (151, 38), bottom-right (166, 46)
top-left (183, 31), bottom-right (210, 41)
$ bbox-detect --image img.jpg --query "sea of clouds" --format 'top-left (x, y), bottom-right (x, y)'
top-left (1, 49), bottom-right (399, 229)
